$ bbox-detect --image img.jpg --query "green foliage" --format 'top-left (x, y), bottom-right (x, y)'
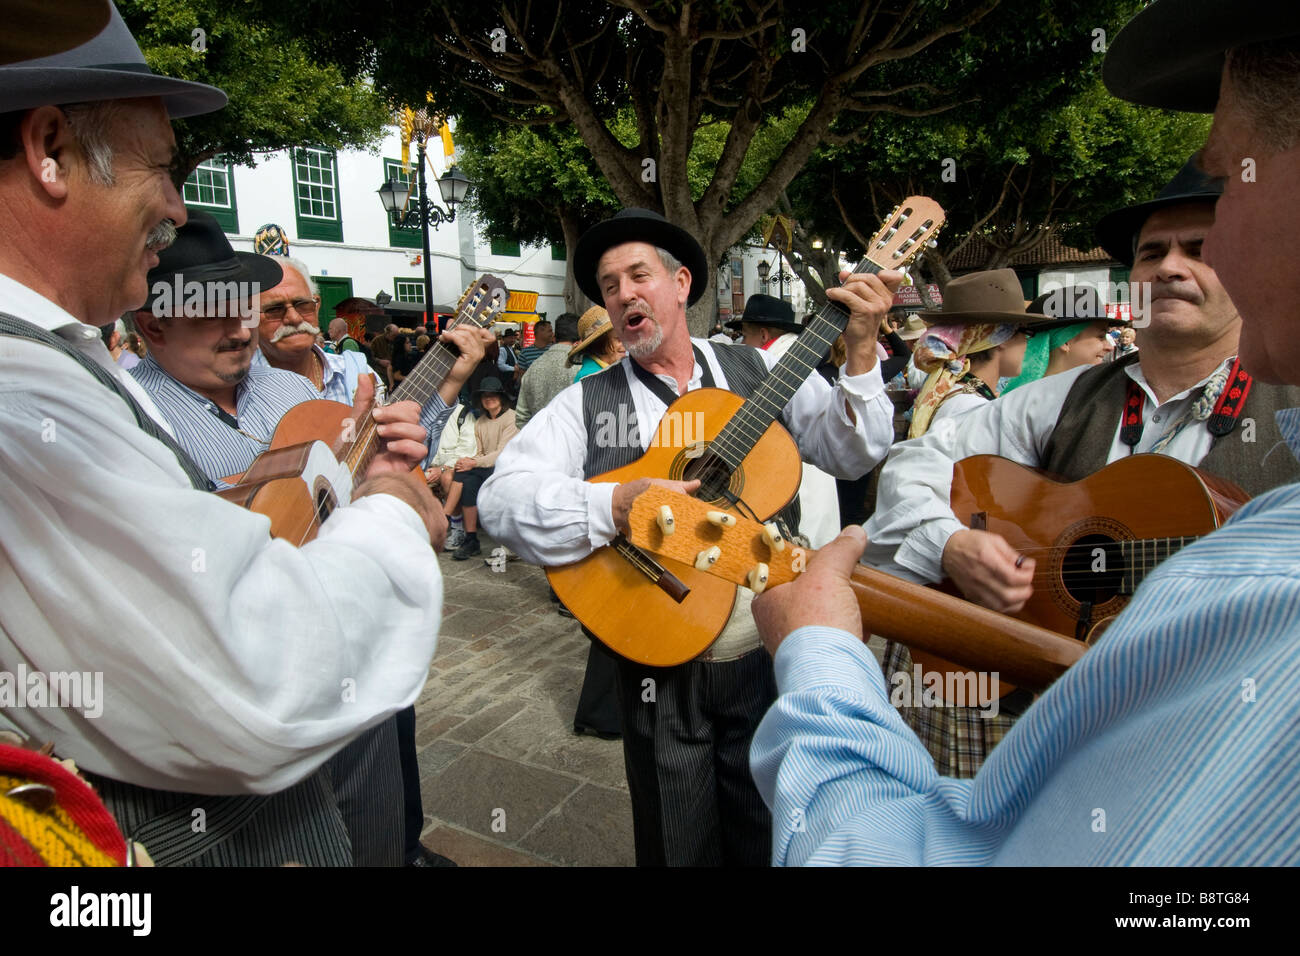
top-left (119, 0), bottom-right (390, 177)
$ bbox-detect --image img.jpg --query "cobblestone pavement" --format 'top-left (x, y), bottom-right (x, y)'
top-left (415, 531), bottom-right (635, 867)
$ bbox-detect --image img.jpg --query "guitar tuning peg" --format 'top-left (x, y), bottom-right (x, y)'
top-left (747, 563), bottom-right (770, 595)
top-left (706, 511), bottom-right (736, 528)
top-left (694, 546), bottom-right (722, 570)
top-left (657, 506), bottom-right (675, 535)
top-left (761, 522), bottom-right (785, 552)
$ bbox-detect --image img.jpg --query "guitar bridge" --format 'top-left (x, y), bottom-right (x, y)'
top-left (611, 535), bottom-right (690, 604)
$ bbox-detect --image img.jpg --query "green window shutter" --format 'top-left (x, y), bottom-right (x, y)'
top-left (551, 243), bottom-right (566, 261)
top-left (490, 237), bottom-right (521, 257)
top-left (1109, 266), bottom-right (1131, 301)
top-left (292, 147), bottom-right (343, 242)
top-left (393, 278), bottom-right (425, 303)
top-left (383, 158), bottom-right (424, 249)
top-left (183, 158), bottom-right (239, 232)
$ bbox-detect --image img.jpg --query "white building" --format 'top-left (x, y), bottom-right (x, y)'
top-left (182, 125), bottom-right (807, 332)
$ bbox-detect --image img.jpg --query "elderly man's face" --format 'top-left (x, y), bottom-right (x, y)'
top-left (1202, 75), bottom-right (1300, 384)
top-left (74, 98), bottom-right (188, 324)
top-left (596, 241), bottom-right (689, 359)
top-left (256, 268), bottom-right (320, 364)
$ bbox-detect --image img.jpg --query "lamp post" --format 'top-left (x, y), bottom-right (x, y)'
top-left (757, 252), bottom-right (793, 301)
top-left (377, 130), bottom-right (469, 333)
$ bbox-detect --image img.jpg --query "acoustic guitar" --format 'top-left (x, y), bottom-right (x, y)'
top-left (621, 486), bottom-right (1085, 692)
top-left (215, 275), bottom-right (508, 543)
top-left (908, 453), bottom-right (1250, 700)
top-left (547, 198), bottom-right (945, 667)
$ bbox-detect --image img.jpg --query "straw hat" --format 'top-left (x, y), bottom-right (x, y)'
top-left (569, 306), bottom-right (614, 362)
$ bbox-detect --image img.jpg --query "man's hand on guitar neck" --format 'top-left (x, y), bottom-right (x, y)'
top-left (941, 529), bottom-right (1035, 613)
top-left (828, 268), bottom-right (905, 379)
top-left (612, 477), bottom-right (701, 535)
top-left (346, 375), bottom-right (430, 476)
top-left (438, 325), bottom-right (496, 407)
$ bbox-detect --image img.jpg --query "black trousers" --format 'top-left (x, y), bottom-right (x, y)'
top-left (614, 648), bottom-right (777, 866)
top-left (574, 638), bottom-right (622, 736)
top-left (394, 704), bottom-right (425, 863)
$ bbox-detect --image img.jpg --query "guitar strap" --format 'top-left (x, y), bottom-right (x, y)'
top-left (0, 312), bottom-right (214, 491)
top-left (629, 344), bottom-right (715, 406)
top-left (1120, 357), bottom-right (1250, 450)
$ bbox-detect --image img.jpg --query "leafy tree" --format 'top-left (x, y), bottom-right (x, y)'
top-left (120, 0), bottom-right (390, 178)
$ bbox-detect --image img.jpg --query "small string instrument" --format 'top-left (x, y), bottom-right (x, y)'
top-left (547, 199), bottom-right (945, 666)
top-left (908, 453), bottom-right (1249, 700)
top-left (216, 275), bottom-right (508, 543)
top-left (623, 486), bottom-right (1085, 691)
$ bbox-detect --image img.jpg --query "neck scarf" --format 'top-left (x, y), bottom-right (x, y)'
top-left (909, 322), bottom-right (1017, 438)
top-left (1002, 321), bottom-right (1091, 393)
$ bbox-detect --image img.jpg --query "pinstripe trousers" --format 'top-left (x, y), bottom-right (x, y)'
top-left (89, 717), bottom-right (405, 866)
top-left (615, 648), bottom-right (777, 866)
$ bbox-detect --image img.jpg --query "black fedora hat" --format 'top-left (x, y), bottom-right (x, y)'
top-left (142, 211), bottom-right (284, 315)
top-left (1025, 287), bottom-right (1122, 332)
top-left (1095, 156), bottom-right (1224, 266)
top-left (724, 293), bottom-right (800, 334)
top-left (573, 208), bottom-right (709, 307)
top-left (0, 2), bottom-right (227, 118)
top-left (1103, 0), bottom-right (1300, 112)
top-left (1, 0), bottom-right (112, 66)
top-left (475, 376), bottom-right (506, 396)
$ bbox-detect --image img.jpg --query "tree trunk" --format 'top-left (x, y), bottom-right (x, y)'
top-left (559, 208), bottom-right (593, 316)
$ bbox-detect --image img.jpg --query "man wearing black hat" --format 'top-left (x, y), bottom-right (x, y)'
top-left (0, 3), bottom-right (455, 866)
top-left (864, 155), bottom-right (1300, 777)
top-left (480, 207), bottom-right (899, 865)
top-left (748, 0), bottom-right (1300, 865)
top-left (727, 292), bottom-right (802, 351)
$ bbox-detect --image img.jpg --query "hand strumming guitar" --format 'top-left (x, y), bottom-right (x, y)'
top-left (941, 528), bottom-right (1036, 613)
top-left (612, 477), bottom-right (701, 535)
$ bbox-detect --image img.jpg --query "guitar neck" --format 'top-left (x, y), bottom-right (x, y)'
top-left (1119, 535), bottom-right (1201, 593)
top-left (708, 260), bottom-right (885, 471)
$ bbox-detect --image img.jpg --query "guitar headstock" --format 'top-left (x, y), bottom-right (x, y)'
top-left (626, 487), bottom-right (805, 594)
top-left (862, 196), bottom-right (945, 274)
top-left (451, 274), bottom-right (508, 331)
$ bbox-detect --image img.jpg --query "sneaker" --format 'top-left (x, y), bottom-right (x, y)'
top-left (452, 536), bottom-right (482, 560)
top-left (443, 528), bottom-right (466, 552)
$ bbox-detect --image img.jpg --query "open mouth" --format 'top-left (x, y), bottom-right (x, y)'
top-left (624, 311), bottom-right (649, 333)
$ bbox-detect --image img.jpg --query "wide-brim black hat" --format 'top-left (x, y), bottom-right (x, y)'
top-left (724, 293), bottom-right (801, 334)
top-left (475, 376), bottom-right (506, 396)
top-left (0, 3), bottom-right (227, 118)
top-left (1102, 0), bottom-right (1300, 112)
top-left (1, 0), bottom-right (112, 66)
top-left (1095, 156), bottom-right (1225, 266)
top-left (573, 208), bottom-right (709, 307)
top-left (142, 211), bottom-right (284, 315)
top-left (1024, 287), bottom-right (1124, 332)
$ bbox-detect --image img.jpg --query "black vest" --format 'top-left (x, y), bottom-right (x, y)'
top-left (1041, 353), bottom-right (1300, 496)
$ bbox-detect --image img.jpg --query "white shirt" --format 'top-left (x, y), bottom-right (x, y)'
top-left (480, 338), bottom-right (892, 568)
top-left (0, 272), bottom-right (442, 795)
top-left (927, 388), bottom-right (988, 429)
top-left (864, 358), bottom-right (1230, 583)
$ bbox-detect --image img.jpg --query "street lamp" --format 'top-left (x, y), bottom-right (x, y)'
top-left (376, 131), bottom-right (470, 332)
top-left (757, 252), bottom-right (793, 301)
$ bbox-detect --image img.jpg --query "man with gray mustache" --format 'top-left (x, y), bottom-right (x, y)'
top-left (863, 158), bottom-right (1300, 778)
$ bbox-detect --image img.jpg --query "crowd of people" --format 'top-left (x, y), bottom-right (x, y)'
top-left (1, 0), bottom-right (1298, 869)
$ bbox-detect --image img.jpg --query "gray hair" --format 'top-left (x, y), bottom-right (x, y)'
top-left (269, 255), bottom-right (319, 295)
top-left (655, 246), bottom-right (683, 275)
top-left (62, 101), bottom-right (119, 186)
top-left (1226, 39), bottom-right (1300, 151)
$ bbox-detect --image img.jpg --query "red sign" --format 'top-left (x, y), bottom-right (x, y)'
top-left (891, 284), bottom-right (942, 307)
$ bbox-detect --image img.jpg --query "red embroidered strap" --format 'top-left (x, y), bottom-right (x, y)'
top-left (1207, 358), bottom-right (1252, 436)
top-left (1121, 377), bottom-right (1146, 447)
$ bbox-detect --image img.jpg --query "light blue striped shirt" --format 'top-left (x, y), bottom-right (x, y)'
top-left (130, 355), bottom-right (319, 482)
top-left (751, 408), bottom-right (1300, 865)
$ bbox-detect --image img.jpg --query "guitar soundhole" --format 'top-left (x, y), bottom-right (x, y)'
top-left (315, 487), bottom-right (336, 525)
top-left (680, 450), bottom-right (738, 504)
top-left (1060, 534), bottom-right (1125, 604)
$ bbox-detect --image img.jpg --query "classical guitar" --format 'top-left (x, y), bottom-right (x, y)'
top-left (621, 486), bottom-right (1084, 691)
top-left (908, 453), bottom-right (1250, 700)
top-left (547, 198), bottom-right (945, 667)
top-left (215, 275), bottom-right (508, 543)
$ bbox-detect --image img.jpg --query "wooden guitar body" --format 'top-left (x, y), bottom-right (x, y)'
top-left (215, 399), bottom-right (356, 544)
top-left (912, 453), bottom-right (1249, 698)
top-left (546, 387), bottom-right (802, 667)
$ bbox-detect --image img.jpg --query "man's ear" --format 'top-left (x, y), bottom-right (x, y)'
top-left (133, 310), bottom-right (168, 349)
top-left (676, 266), bottom-right (691, 306)
top-left (19, 107), bottom-right (79, 200)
